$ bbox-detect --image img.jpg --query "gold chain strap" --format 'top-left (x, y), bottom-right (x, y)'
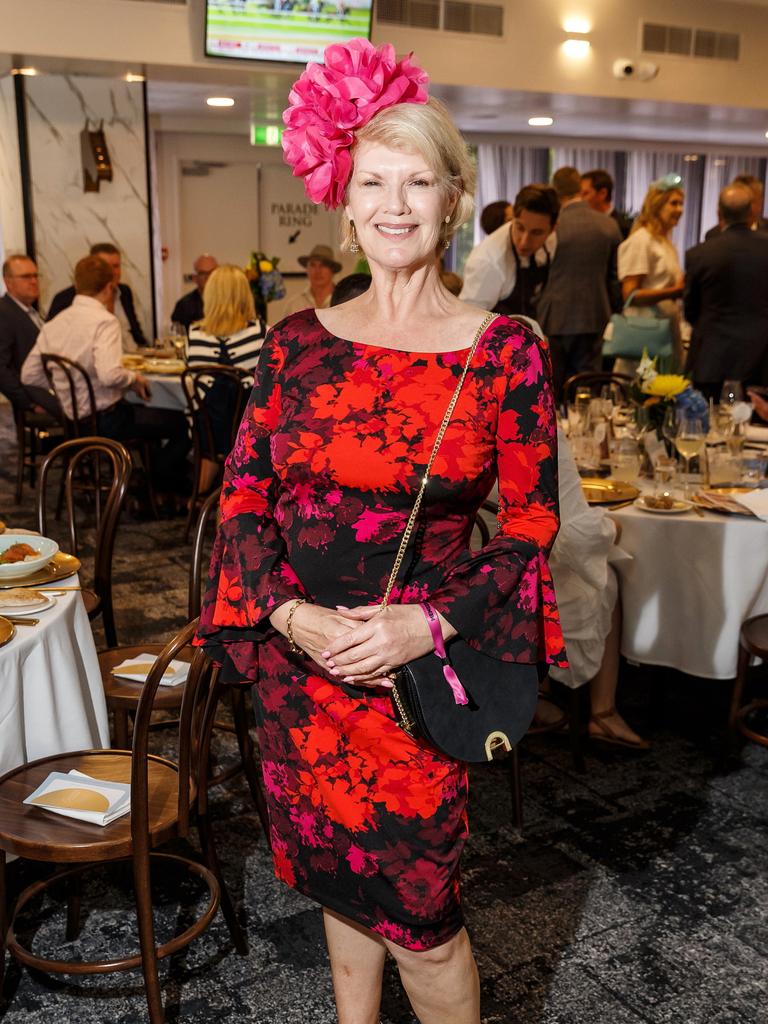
top-left (381, 312), bottom-right (496, 609)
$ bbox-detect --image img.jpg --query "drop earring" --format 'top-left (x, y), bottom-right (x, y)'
top-left (443, 215), bottom-right (451, 250)
top-left (349, 223), bottom-right (360, 255)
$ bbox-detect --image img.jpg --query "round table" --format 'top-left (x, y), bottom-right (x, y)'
top-left (0, 578), bottom-right (109, 777)
top-left (610, 492), bottom-right (768, 679)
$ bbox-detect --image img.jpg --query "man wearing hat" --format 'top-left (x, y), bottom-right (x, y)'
top-left (280, 244), bottom-right (342, 317)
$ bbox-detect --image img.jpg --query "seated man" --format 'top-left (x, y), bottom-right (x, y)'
top-left (0, 254), bottom-right (60, 418)
top-left (47, 242), bottom-right (148, 351)
top-left (22, 256), bottom-right (190, 500)
top-left (171, 253), bottom-right (218, 331)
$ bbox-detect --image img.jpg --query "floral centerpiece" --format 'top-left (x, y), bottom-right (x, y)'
top-left (630, 350), bottom-right (708, 436)
top-left (246, 251), bottom-right (286, 321)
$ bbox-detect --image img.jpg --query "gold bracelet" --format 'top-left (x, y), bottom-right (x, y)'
top-left (285, 598), bottom-right (306, 653)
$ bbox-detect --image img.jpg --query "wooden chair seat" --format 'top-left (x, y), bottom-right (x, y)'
top-left (99, 644), bottom-right (188, 712)
top-left (81, 587), bottom-right (100, 619)
top-left (741, 615), bottom-right (768, 658)
top-left (0, 750), bottom-right (185, 863)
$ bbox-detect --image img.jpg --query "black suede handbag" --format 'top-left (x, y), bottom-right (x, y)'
top-left (385, 313), bottom-right (538, 763)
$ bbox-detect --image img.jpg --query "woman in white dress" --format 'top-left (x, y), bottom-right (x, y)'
top-left (614, 174), bottom-right (685, 374)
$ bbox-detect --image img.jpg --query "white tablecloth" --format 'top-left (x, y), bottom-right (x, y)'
top-left (611, 498), bottom-right (768, 679)
top-left (0, 577), bottom-right (109, 776)
top-left (126, 374), bottom-right (186, 413)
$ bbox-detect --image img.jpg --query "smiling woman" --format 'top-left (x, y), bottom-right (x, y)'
top-left (196, 37), bottom-right (565, 1024)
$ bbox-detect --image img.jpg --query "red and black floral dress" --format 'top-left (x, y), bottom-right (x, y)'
top-left (196, 308), bottom-right (566, 950)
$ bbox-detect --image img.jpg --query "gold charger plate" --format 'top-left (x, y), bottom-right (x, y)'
top-left (144, 358), bottom-right (185, 376)
top-left (121, 355), bottom-right (146, 371)
top-left (580, 477), bottom-right (640, 505)
top-left (0, 552), bottom-right (81, 590)
top-left (0, 615), bottom-right (16, 646)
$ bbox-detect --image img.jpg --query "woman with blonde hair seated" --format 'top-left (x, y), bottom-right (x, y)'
top-left (187, 264), bottom-right (266, 492)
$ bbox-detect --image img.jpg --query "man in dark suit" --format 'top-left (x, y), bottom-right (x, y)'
top-left (685, 183), bottom-right (768, 396)
top-left (47, 242), bottom-right (148, 349)
top-left (580, 168), bottom-right (633, 240)
top-left (0, 254), bottom-right (60, 417)
top-left (537, 167), bottom-right (621, 398)
top-left (704, 174), bottom-right (768, 240)
top-left (170, 253), bottom-right (218, 331)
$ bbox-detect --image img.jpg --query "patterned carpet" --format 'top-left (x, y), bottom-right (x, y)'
top-left (1, 402), bottom-right (767, 1024)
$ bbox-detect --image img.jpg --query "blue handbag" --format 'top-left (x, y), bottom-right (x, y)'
top-left (603, 291), bottom-right (673, 359)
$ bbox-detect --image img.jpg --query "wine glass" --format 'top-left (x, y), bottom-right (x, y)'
top-left (720, 380), bottom-right (744, 408)
top-left (165, 322), bottom-right (187, 360)
top-left (673, 415), bottom-right (706, 498)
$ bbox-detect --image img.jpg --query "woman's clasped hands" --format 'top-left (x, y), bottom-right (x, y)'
top-left (273, 601), bottom-right (450, 689)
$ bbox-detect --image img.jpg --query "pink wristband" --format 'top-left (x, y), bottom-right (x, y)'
top-left (420, 603), bottom-right (468, 706)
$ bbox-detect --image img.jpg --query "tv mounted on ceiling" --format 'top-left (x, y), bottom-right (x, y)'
top-left (204, 0), bottom-right (374, 65)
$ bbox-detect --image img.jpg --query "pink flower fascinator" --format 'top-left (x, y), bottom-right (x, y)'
top-left (282, 38), bottom-right (429, 210)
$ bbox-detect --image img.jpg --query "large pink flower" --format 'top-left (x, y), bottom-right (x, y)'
top-left (282, 38), bottom-right (429, 209)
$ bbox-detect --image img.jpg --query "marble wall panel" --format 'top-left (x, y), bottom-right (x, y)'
top-left (24, 74), bottom-right (153, 333)
top-left (0, 75), bottom-right (26, 288)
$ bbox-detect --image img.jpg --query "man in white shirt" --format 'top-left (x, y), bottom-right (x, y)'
top-left (459, 184), bottom-right (558, 318)
top-left (23, 256), bottom-right (190, 499)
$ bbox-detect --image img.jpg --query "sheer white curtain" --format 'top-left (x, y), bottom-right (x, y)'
top-left (550, 148), bottom-right (618, 178)
top-left (474, 143), bottom-right (548, 243)
top-left (700, 156), bottom-right (767, 240)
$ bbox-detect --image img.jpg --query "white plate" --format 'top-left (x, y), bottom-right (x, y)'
top-left (634, 497), bottom-right (694, 515)
top-left (0, 592), bottom-right (57, 615)
top-left (0, 535), bottom-right (60, 580)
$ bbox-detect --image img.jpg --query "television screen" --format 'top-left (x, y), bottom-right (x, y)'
top-left (205, 0), bottom-right (374, 65)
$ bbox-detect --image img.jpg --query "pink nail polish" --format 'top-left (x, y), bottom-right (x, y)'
top-left (379, 681), bottom-right (394, 690)
top-left (327, 659), bottom-right (336, 668)
top-left (321, 650), bottom-right (331, 658)
top-left (336, 605), bottom-right (349, 610)
top-left (343, 676), bottom-right (355, 683)
top-left (329, 668), bottom-right (339, 676)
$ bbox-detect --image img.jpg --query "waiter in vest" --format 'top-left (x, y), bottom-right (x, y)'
top-left (460, 184), bottom-right (559, 318)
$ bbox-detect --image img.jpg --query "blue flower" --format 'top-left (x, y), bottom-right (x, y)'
top-left (675, 387), bottom-right (709, 429)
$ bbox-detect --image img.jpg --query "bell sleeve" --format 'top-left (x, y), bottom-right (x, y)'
top-left (428, 321), bottom-right (567, 668)
top-left (195, 333), bottom-right (306, 682)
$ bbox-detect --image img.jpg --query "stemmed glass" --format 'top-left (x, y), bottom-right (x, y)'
top-left (720, 380), bottom-right (748, 457)
top-left (165, 322), bottom-right (187, 360)
top-left (673, 415), bottom-right (706, 499)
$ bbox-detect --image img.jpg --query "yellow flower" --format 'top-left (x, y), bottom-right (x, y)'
top-left (259, 259), bottom-right (273, 272)
top-left (642, 374), bottom-right (689, 399)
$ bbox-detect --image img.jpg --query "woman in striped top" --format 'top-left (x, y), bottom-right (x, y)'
top-left (187, 264), bottom-right (267, 493)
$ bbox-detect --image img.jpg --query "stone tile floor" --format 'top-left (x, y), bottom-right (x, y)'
top-left (1, 404), bottom-right (767, 1023)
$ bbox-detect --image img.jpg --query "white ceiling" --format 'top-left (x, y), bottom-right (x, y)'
top-left (146, 76), bottom-right (768, 150)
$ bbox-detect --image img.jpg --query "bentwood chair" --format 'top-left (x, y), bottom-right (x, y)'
top-left (0, 620), bottom-right (245, 1023)
top-left (37, 437), bottom-right (132, 648)
top-left (181, 364), bottom-right (253, 541)
top-left (13, 402), bottom-right (63, 504)
top-left (563, 371), bottom-right (633, 408)
top-left (98, 486), bottom-right (271, 843)
top-left (728, 614), bottom-right (768, 750)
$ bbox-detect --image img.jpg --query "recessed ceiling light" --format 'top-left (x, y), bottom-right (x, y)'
top-left (528, 116), bottom-right (554, 127)
top-left (12, 67), bottom-right (37, 76)
top-left (765, 131), bottom-right (768, 139)
top-left (125, 72), bottom-right (145, 83)
top-left (562, 39), bottom-right (591, 57)
top-left (563, 16), bottom-right (591, 34)
top-left (207, 96), bottom-right (235, 108)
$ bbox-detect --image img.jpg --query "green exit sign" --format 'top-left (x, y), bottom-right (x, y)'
top-left (251, 124), bottom-right (283, 147)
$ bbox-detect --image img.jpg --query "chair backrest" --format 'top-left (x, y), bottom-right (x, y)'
top-left (41, 354), bottom-right (97, 436)
top-left (181, 364), bottom-right (253, 461)
top-left (131, 618), bottom-right (218, 842)
top-left (37, 437), bottom-right (132, 645)
top-left (563, 372), bottom-right (632, 407)
top-left (189, 485), bottom-right (222, 620)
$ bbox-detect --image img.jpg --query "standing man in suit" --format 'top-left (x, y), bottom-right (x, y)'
top-left (685, 183), bottom-right (768, 396)
top-left (536, 167), bottom-right (621, 398)
top-left (0, 254), bottom-right (60, 417)
top-left (170, 253), bottom-right (218, 331)
top-left (47, 242), bottom-right (148, 350)
top-left (580, 169), bottom-right (633, 240)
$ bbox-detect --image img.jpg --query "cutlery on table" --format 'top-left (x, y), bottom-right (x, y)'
top-left (3, 616), bottom-right (39, 626)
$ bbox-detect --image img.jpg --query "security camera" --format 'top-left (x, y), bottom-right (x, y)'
top-left (613, 59), bottom-right (636, 78)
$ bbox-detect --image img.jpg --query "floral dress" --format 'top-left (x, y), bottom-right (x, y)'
top-left (196, 308), bottom-right (566, 950)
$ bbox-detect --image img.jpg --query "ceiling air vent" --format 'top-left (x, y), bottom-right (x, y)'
top-left (377, 0), bottom-right (503, 35)
top-left (642, 22), bottom-right (740, 62)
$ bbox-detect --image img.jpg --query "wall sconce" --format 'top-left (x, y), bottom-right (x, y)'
top-left (80, 120), bottom-right (113, 193)
top-left (562, 38), bottom-right (591, 57)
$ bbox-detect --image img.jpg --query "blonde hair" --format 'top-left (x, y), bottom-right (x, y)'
top-left (632, 186), bottom-right (684, 239)
top-left (199, 265), bottom-right (256, 337)
top-left (340, 97), bottom-right (475, 253)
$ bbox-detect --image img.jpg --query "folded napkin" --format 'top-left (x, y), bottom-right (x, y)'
top-left (111, 653), bottom-right (190, 686)
top-left (732, 488), bottom-right (768, 521)
top-left (745, 424), bottom-right (768, 443)
top-left (24, 769), bottom-right (130, 826)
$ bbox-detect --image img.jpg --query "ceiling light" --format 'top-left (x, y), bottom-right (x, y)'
top-left (12, 67), bottom-right (37, 76)
top-left (683, 154), bottom-right (699, 162)
top-left (765, 131), bottom-right (768, 139)
top-left (206, 96), bottom-right (235, 108)
top-left (713, 159), bottom-right (726, 166)
top-left (563, 15), bottom-right (591, 34)
top-left (528, 116), bottom-right (554, 127)
top-left (562, 39), bottom-right (591, 57)
top-left (125, 72), bottom-right (145, 83)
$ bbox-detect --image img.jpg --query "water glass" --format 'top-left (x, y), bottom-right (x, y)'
top-left (609, 438), bottom-right (641, 482)
top-left (571, 434), bottom-right (601, 472)
top-left (707, 449), bottom-right (740, 486)
top-left (741, 455), bottom-right (768, 487)
top-left (653, 455), bottom-right (678, 497)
